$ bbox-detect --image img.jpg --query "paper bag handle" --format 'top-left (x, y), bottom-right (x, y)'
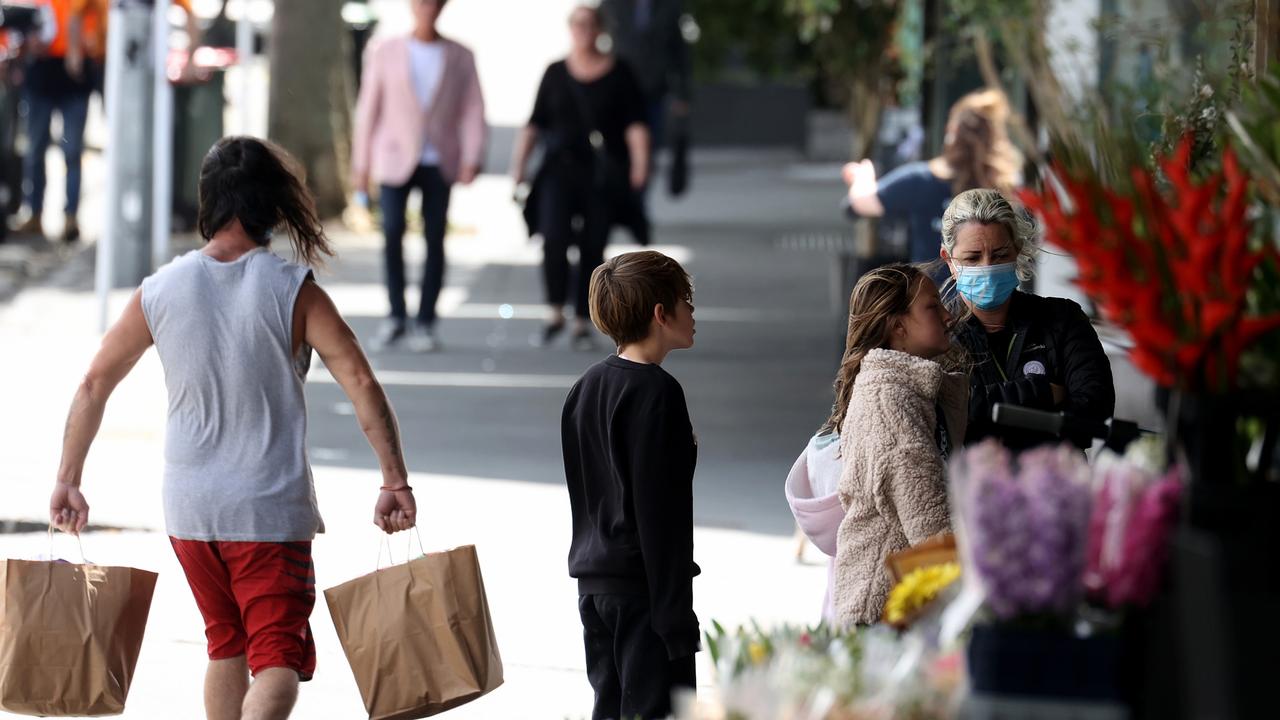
top-left (47, 524), bottom-right (88, 565)
top-left (375, 526), bottom-right (428, 571)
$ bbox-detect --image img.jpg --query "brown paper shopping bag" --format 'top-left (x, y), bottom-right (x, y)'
top-left (325, 542), bottom-right (503, 720)
top-left (0, 556), bottom-right (158, 716)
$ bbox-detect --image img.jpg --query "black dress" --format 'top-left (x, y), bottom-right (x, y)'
top-left (525, 59), bottom-right (649, 316)
top-left (530, 59), bottom-right (647, 181)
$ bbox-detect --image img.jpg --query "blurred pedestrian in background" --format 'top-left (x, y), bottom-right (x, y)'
top-left (512, 3), bottom-right (649, 351)
top-left (17, 0), bottom-right (201, 244)
top-left (600, 0), bottom-right (690, 197)
top-left (842, 88), bottom-right (1020, 264)
top-left (18, 0), bottom-right (98, 242)
top-left (67, 0), bottom-right (203, 101)
top-left (0, 3), bottom-right (43, 243)
top-left (352, 0), bottom-right (487, 353)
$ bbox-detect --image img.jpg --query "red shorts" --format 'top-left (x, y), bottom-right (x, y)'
top-left (170, 538), bottom-right (317, 680)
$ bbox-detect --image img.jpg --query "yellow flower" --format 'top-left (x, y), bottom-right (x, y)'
top-left (747, 641), bottom-right (768, 665)
top-left (884, 562), bottom-right (962, 624)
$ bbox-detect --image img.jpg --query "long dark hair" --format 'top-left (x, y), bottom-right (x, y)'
top-left (821, 263), bottom-right (926, 435)
top-left (940, 89), bottom-right (1020, 195)
top-left (197, 136), bottom-right (334, 267)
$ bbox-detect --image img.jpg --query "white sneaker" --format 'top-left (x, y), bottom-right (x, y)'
top-left (369, 320), bottom-right (407, 352)
top-left (407, 324), bottom-right (440, 353)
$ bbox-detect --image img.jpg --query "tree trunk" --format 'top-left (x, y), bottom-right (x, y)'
top-left (1258, 0), bottom-right (1280, 74)
top-left (267, 0), bottom-right (352, 218)
top-left (846, 74), bottom-right (885, 161)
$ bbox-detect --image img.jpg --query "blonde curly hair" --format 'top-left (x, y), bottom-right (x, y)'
top-left (940, 188), bottom-right (1039, 283)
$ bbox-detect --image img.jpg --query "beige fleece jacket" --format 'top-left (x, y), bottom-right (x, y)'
top-left (833, 348), bottom-right (968, 627)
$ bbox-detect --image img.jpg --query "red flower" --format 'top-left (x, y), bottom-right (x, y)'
top-left (1019, 135), bottom-right (1280, 391)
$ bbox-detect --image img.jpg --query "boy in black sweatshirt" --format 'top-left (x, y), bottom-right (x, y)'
top-left (561, 250), bottom-right (700, 720)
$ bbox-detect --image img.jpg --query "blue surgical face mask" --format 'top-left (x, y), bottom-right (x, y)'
top-left (953, 262), bottom-right (1019, 310)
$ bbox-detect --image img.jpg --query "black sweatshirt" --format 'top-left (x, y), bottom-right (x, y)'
top-left (561, 355), bottom-right (700, 660)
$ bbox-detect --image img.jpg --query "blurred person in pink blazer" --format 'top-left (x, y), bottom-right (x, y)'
top-left (352, 0), bottom-right (486, 352)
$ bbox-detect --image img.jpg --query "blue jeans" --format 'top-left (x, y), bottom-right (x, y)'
top-left (24, 83), bottom-right (91, 216)
top-left (379, 165), bottom-right (451, 326)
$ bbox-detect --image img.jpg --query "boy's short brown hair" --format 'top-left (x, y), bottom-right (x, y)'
top-left (588, 251), bottom-right (693, 345)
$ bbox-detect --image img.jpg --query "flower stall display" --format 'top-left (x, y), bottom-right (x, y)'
top-left (881, 534), bottom-right (961, 629)
top-left (688, 437), bottom-right (1185, 718)
top-left (883, 562), bottom-right (961, 628)
top-left (947, 438), bottom-right (1184, 706)
top-left (687, 620), bottom-right (963, 720)
top-left (1018, 85), bottom-right (1280, 715)
top-left (1019, 136), bottom-right (1280, 393)
top-left (951, 442), bottom-right (1094, 622)
top-left (1084, 438), bottom-right (1184, 610)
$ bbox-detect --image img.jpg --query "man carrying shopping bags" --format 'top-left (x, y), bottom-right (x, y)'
top-left (48, 136), bottom-right (417, 720)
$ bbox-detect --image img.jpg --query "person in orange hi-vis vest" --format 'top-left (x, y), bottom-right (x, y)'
top-left (19, 0), bottom-right (199, 242)
top-left (66, 0), bottom-right (202, 95)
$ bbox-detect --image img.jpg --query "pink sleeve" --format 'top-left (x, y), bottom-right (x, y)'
top-left (458, 49), bottom-right (487, 172)
top-left (351, 41), bottom-right (383, 182)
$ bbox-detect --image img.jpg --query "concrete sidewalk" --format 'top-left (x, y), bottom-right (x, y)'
top-left (0, 156), bottom-right (846, 717)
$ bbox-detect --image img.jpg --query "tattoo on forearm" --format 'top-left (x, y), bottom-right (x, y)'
top-left (377, 398), bottom-right (407, 475)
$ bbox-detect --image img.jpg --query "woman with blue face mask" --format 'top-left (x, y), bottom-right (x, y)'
top-left (939, 189), bottom-right (1115, 449)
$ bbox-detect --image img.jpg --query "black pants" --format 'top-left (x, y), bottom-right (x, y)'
top-left (379, 165), bottom-right (451, 326)
top-left (537, 170), bottom-right (609, 319)
top-left (579, 594), bottom-right (696, 720)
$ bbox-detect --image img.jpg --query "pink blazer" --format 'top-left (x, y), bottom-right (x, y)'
top-left (352, 35), bottom-right (487, 187)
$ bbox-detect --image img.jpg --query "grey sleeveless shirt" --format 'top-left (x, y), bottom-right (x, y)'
top-left (140, 247), bottom-right (324, 541)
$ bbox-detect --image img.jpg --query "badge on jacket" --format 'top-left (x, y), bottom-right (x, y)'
top-left (1023, 360), bottom-right (1046, 376)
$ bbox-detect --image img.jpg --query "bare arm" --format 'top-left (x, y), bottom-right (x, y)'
top-left (843, 159), bottom-right (885, 217)
top-left (168, 1), bottom-right (205, 83)
top-left (625, 122), bottom-right (650, 189)
top-left (51, 289), bottom-right (154, 533)
top-left (510, 125), bottom-right (539, 186)
top-left (184, 11), bottom-right (201, 49)
top-left (297, 281), bottom-right (415, 533)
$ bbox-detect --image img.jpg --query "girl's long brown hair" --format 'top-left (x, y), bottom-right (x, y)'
top-left (197, 136), bottom-right (334, 268)
top-left (821, 263), bottom-right (926, 434)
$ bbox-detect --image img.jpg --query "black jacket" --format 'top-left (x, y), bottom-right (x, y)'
top-left (957, 291), bottom-right (1115, 449)
top-left (601, 0), bottom-right (692, 102)
top-left (561, 356), bottom-right (700, 660)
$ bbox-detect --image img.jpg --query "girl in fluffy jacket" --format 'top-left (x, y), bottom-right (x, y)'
top-left (823, 263), bottom-right (968, 627)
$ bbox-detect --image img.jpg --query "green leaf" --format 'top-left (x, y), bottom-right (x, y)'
top-left (704, 630), bottom-right (720, 665)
